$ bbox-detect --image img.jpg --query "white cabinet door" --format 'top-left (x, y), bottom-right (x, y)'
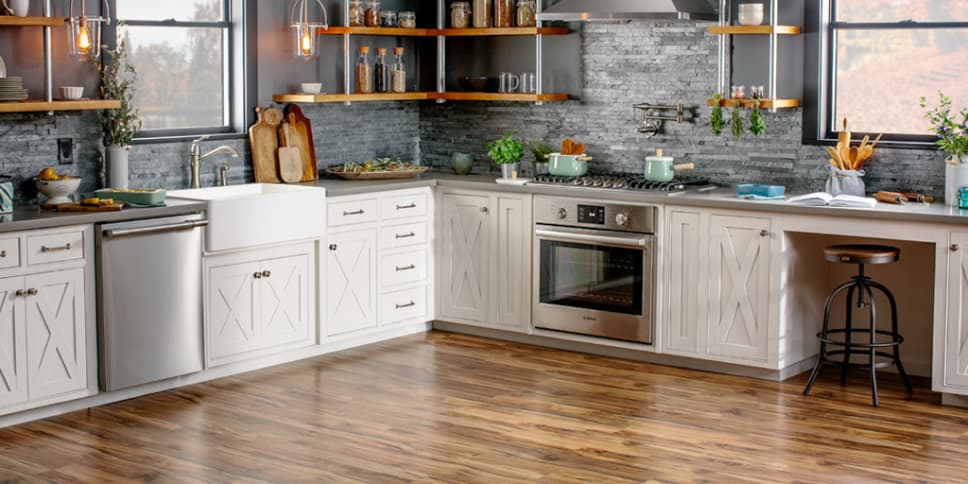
top-left (325, 229), bottom-right (378, 336)
top-left (664, 209), bottom-right (704, 356)
top-left (0, 277), bottom-right (26, 408)
top-left (24, 269), bottom-right (87, 400)
top-left (945, 232), bottom-right (968, 387)
top-left (439, 193), bottom-right (491, 324)
top-left (706, 215), bottom-right (772, 362)
top-left (207, 261), bottom-right (260, 363)
top-left (260, 254), bottom-right (311, 348)
top-left (493, 194), bottom-right (532, 331)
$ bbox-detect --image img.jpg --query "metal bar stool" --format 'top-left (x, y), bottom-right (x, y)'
top-left (802, 244), bottom-right (913, 406)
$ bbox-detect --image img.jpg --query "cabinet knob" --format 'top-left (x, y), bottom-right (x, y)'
top-left (481, 206), bottom-right (489, 214)
top-left (253, 272), bottom-right (263, 279)
top-left (0, 250), bottom-right (6, 258)
top-left (329, 244), bottom-right (338, 251)
top-left (15, 289), bottom-right (24, 297)
top-left (262, 270), bottom-right (271, 278)
top-left (953, 244), bottom-right (961, 252)
top-left (760, 230), bottom-right (769, 237)
top-left (26, 288), bottom-right (37, 296)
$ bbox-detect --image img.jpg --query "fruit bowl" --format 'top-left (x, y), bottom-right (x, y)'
top-left (36, 177), bottom-right (81, 205)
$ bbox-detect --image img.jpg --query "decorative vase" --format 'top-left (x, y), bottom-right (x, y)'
top-left (500, 162), bottom-right (520, 179)
top-left (945, 157), bottom-right (968, 206)
top-left (106, 144), bottom-right (130, 189)
top-left (10, 0), bottom-right (28, 16)
top-left (452, 152), bottom-right (473, 175)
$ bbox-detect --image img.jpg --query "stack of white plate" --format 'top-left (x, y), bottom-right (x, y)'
top-left (0, 77), bottom-right (28, 101)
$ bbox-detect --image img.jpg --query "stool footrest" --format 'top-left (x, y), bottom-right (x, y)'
top-left (819, 350), bottom-right (901, 370)
top-left (816, 328), bottom-right (904, 349)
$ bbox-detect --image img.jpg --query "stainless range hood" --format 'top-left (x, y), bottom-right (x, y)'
top-left (536, 0), bottom-right (718, 22)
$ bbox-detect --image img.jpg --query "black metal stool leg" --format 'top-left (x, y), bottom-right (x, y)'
top-left (804, 281), bottom-right (855, 396)
top-left (841, 284), bottom-right (856, 385)
top-left (869, 280), bottom-right (914, 396)
top-left (861, 281), bottom-right (880, 407)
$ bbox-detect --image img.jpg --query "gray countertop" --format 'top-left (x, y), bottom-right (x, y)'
top-left (312, 172), bottom-right (968, 226)
top-left (0, 199), bottom-right (208, 233)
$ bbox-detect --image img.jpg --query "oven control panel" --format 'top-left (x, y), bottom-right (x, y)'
top-left (577, 205), bottom-right (605, 225)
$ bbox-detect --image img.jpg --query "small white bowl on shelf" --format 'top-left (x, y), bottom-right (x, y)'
top-left (738, 3), bottom-right (764, 26)
top-left (36, 177), bottom-right (81, 205)
top-left (300, 83), bottom-right (323, 94)
top-left (59, 86), bottom-right (85, 100)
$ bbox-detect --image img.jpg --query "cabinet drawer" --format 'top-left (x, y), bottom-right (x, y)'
top-left (26, 230), bottom-right (84, 265)
top-left (328, 198), bottom-right (379, 227)
top-left (380, 248), bottom-right (427, 287)
top-left (0, 237), bottom-right (21, 269)
top-left (380, 222), bottom-right (428, 250)
top-left (381, 285), bottom-right (428, 326)
top-left (381, 192), bottom-right (428, 220)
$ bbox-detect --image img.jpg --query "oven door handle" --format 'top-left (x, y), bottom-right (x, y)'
top-left (534, 228), bottom-right (650, 249)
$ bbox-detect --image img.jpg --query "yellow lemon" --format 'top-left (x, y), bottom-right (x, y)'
top-left (38, 167), bottom-right (59, 181)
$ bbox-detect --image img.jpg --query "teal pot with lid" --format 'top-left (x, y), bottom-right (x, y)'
top-left (548, 153), bottom-right (592, 177)
top-left (644, 149), bottom-right (694, 182)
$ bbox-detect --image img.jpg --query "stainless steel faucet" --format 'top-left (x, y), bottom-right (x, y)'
top-left (190, 135), bottom-right (239, 189)
top-left (219, 165), bottom-right (230, 187)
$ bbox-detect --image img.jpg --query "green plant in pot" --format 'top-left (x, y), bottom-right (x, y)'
top-left (530, 141), bottom-right (553, 175)
top-left (487, 133), bottom-right (525, 179)
top-left (99, 33), bottom-right (141, 189)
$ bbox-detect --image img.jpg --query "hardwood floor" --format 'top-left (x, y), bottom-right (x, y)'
top-left (1, 331), bottom-right (966, 483)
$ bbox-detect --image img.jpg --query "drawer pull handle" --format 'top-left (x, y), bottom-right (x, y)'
top-left (15, 289), bottom-right (24, 297)
top-left (396, 203), bottom-right (417, 210)
top-left (343, 210), bottom-right (365, 216)
top-left (396, 301), bottom-right (416, 309)
top-left (396, 264), bottom-right (416, 272)
top-left (396, 232), bottom-right (416, 239)
top-left (262, 270), bottom-right (271, 278)
top-left (41, 243), bottom-right (72, 253)
top-left (26, 288), bottom-right (37, 296)
top-left (254, 272), bottom-right (263, 279)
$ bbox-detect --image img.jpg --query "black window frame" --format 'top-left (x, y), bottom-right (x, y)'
top-left (104, 0), bottom-right (255, 143)
top-left (803, 0), bottom-right (968, 149)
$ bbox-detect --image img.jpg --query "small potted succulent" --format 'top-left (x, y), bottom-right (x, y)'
top-left (486, 133), bottom-right (525, 179)
top-left (530, 141), bottom-right (553, 175)
top-left (921, 91), bottom-right (968, 205)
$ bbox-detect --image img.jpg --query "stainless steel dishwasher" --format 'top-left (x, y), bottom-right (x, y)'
top-left (97, 214), bottom-right (208, 391)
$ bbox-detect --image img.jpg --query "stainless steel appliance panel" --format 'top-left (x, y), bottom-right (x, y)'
top-left (534, 196), bottom-right (656, 233)
top-left (97, 214), bottom-right (206, 391)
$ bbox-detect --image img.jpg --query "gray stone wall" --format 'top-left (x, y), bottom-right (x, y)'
top-left (420, 21), bottom-right (944, 196)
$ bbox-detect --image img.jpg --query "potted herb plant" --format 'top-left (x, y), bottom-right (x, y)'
top-left (530, 141), bottom-right (553, 175)
top-left (486, 133), bottom-right (525, 179)
top-left (921, 91), bottom-right (968, 205)
top-left (99, 36), bottom-right (141, 189)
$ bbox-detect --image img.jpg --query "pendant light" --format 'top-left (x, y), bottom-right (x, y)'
top-left (68, 0), bottom-right (112, 61)
top-left (290, 0), bottom-right (329, 58)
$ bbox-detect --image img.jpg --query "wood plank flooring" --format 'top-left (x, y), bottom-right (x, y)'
top-left (1, 331), bottom-right (967, 482)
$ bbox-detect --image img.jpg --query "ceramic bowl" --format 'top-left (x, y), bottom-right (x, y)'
top-left (738, 3), bottom-right (764, 25)
top-left (59, 86), bottom-right (84, 100)
top-left (300, 82), bottom-right (323, 94)
top-left (36, 177), bottom-right (81, 205)
top-left (459, 76), bottom-right (492, 92)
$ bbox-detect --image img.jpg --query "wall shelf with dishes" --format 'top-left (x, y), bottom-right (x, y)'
top-left (273, 0), bottom-right (576, 105)
top-left (707, 0), bottom-right (802, 112)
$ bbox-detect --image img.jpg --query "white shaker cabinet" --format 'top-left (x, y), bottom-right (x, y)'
top-left (437, 189), bottom-right (532, 333)
top-left (324, 228), bottom-right (379, 337)
top-left (663, 209), bottom-right (704, 356)
top-left (24, 269), bottom-right (88, 401)
top-left (0, 277), bottom-right (27, 408)
top-left (944, 232), bottom-right (968, 388)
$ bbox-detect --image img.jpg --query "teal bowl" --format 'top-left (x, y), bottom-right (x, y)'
top-left (548, 153), bottom-right (590, 177)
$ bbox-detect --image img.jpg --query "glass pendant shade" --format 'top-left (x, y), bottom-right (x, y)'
top-left (68, 0), bottom-right (111, 61)
top-left (290, 0), bottom-right (329, 58)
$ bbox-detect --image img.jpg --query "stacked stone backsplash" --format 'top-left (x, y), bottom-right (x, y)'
top-left (420, 21), bottom-right (944, 196)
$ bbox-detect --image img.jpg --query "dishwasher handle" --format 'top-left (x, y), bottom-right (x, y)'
top-left (103, 220), bottom-right (209, 239)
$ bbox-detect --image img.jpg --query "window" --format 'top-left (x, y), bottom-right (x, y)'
top-left (819, 0), bottom-right (968, 142)
top-left (111, 0), bottom-right (245, 139)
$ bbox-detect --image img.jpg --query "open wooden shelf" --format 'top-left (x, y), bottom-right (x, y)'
top-left (0, 16), bottom-right (65, 27)
top-left (708, 25), bottom-right (801, 35)
top-left (0, 99), bottom-right (121, 113)
top-left (274, 91), bottom-right (570, 104)
top-left (706, 98), bottom-right (801, 109)
top-left (316, 26), bottom-right (570, 37)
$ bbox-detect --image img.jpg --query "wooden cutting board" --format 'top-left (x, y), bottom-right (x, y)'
top-left (277, 124), bottom-right (304, 184)
top-left (249, 106), bottom-right (282, 183)
top-left (43, 202), bottom-right (124, 212)
top-left (284, 104), bottom-right (317, 181)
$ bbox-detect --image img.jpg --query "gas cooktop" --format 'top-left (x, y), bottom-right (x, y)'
top-left (531, 172), bottom-right (717, 194)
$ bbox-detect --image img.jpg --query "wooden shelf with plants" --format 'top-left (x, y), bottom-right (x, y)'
top-left (0, 100), bottom-right (122, 114)
top-left (706, 98), bottom-right (800, 109)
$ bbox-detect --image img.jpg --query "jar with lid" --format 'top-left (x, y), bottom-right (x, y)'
top-left (451, 2), bottom-right (471, 28)
top-left (348, 0), bottom-right (365, 26)
top-left (516, 0), bottom-right (535, 27)
top-left (473, 0), bottom-right (491, 28)
top-left (391, 47), bottom-right (407, 93)
top-left (365, 0), bottom-right (381, 27)
top-left (494, 0), bottom-right (514, 27)
top-left (356, 46), bottom-right (373, 93)
top-left (380, 10), bottom-right (397, 27)
top-left (399, 11), bottom-right (416, 28)
top-left (375, 48), bottom-right (389, 92)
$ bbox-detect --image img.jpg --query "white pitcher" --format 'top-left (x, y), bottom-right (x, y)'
top-left (10, 0), bottom-right (29, 16)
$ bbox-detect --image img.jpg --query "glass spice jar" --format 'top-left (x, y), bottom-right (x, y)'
top-left (473, 0), bottom-right (491, 28)
top-left (391, 47), bottom-right (406, 93)
top-left (380, 10), bottom-right (397, 27)
top-left (516, 0), bottom-right (535, 27)
top-left (356, 46), bottom-right (373, 93)
top-left (375, 48), bottom-right (389, 93)
top-left (451, 2), bottom-right (471, 28)
top-left (494, 0), bottom-right (514, 28)
top-left (348, 0), bottom-right (365, 26)
top-left (365, 0), bottom-right (381, 27)
top-left (399, 11), bottom-right (416, 28)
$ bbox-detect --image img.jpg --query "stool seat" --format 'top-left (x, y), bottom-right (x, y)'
top-left (824, 244), bottom-right (900, 265)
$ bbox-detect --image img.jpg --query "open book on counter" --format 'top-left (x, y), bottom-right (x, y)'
top-left (787, 192), bottom-right (877, 208)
